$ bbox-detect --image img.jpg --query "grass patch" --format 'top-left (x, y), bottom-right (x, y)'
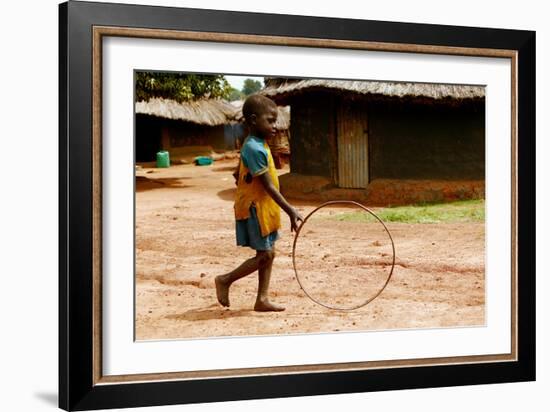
top-left (331, 199), bottom-right (485, 224)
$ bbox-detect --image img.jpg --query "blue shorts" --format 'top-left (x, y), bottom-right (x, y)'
top-left (236, 205), bottom-right (279, 251)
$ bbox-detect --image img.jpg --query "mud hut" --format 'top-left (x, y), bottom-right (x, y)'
top-left (261, 78), bottom-right (486, 204)
top-left (135, 97), bottom-right (242, 162)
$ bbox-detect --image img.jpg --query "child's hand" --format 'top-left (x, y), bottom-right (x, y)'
top-left (289, 208), bottom-right (304, 233)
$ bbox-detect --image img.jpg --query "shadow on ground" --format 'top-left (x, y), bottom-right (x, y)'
top-left (216, 187), bottom-right (236, 201)
top-left (212, 165), bottom-right (238, 172)
top-left (136, 176), bottom-right (193, 192)
top-left (165, 305), bottom-right (254, 322)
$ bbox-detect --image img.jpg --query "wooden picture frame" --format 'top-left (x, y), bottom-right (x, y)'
top-left (59, 1), bottom-right (535, 410)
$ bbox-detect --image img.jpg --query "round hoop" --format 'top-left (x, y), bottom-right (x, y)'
top-left (292, 200), bottom-right (396, 311)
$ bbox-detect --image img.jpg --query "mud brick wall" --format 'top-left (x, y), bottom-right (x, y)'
top-left (288, 93), bottom-right (336, 178)
top-left (135, 115), bottom-right (228, 162)
top-left (369, 101), bottom-right (485, 180)
top-left (365, 178), bottom-right (485, 205)
top-left (135, 114), bottom-right (162, 162)
top-left (161, 120), bottom-right (226, 151)
top-left (279, 173), bottom-right (485, 206)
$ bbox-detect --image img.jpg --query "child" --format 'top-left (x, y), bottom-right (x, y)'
top-left (215, 94), bottom-right (303, 312)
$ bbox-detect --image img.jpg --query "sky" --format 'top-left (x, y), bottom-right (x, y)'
top-left (225, 75), bottom-right (264, 91)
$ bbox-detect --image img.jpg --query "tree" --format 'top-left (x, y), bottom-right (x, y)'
top-left (228, 87), bottom-right (244, 101)
top-left (135, 72), bottom-right (232, 102)
top-left (241, 78), bottom-right (263, 96)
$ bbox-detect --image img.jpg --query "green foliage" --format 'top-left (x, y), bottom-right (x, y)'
top-left (241, 78), bottom-right (263, 95)
top-left (330, 199), bottom-right (485, 224)
top-left (228, 87), bottom-right (244, 101)
top-left (135, 72), bottom-right (232, 102)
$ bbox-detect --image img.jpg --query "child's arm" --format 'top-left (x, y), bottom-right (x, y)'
top-left (259, 173), bottom-right (303, 232)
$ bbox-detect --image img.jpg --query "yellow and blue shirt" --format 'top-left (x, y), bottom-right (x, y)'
top-left (234, 135), bottom-right (281, 250)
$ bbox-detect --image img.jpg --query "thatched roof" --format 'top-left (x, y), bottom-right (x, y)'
top-left (262, 78), bottom-right (485, 102)
top-left (230, 100), bottom-right (290, 130)
top-left (135, 98), bottom-right (238, 126)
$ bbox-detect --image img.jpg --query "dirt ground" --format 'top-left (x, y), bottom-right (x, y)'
top-left (135, 159), bottom-right (485, 341)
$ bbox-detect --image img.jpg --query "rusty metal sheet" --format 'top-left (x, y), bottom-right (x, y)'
top-left (337, 103), bottom-right (369, 188)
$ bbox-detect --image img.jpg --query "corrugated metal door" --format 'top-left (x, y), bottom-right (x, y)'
top-left (337, 102), bottom-right (369, 188)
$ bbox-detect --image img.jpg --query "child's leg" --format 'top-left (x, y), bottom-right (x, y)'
top-left (215, 251), bottom-right (274, 307)
top-left (254, 249), bottom-right (285, 312)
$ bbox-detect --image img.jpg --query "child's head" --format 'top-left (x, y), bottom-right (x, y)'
top-left (242, 94), bottom-right (278, 139)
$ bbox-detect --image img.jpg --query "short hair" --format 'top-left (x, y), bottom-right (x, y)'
top-left (242, 94), bottom-right (277, 122)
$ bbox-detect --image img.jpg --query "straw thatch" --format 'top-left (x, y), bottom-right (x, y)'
top-left (262, 78), bottom-right (485, 101)
top-left (230, 100), bottom-right (290, 130)
top-left (135, 98), bottom-right (238, 126)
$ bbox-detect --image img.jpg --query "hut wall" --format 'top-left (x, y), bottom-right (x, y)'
top-left (369, 101), bottom-right (485, 180)
top-left (135, 114), bottom-right (162, 162)
top-left (288, 93), bottom-right (336, 179)
top-left (224, 123), bottom-right (246, 149)
top-left (161, 119), bottom-right (227, 151)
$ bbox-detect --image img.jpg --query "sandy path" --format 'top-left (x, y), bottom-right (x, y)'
top-left (135, 159), bottom-right (484, 340)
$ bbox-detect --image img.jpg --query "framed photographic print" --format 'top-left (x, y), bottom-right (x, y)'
top-left (59, 1), bottom-right (535, 410)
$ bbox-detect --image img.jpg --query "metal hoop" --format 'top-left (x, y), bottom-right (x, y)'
top-left (292, 200), bottom-right (396, 311)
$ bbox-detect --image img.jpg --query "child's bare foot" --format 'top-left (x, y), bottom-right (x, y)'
top-left (215, 276), bottom-right (230, 307)
top-left (254, 299), bottom-right (285, 312)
